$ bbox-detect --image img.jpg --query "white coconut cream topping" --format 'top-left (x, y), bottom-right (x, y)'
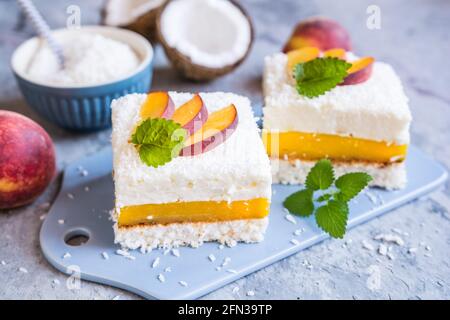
top-left (160, 0), bottom-right (251, 68)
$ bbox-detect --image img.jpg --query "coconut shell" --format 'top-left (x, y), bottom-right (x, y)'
top-left (102, 0), bottom-right (167, 44)
top-left (156, 0), bottom-right (254, 81)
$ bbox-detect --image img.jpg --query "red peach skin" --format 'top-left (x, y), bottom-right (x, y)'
top-left (283, 17), bottom-right (352, 53)
top-left (0, 111), bottom-right (56, 209)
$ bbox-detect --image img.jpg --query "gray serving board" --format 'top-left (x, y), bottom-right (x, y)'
top-left (40, 146), bottom-right (447, 299)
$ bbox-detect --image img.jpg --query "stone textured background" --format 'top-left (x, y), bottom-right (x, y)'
top-left (0, 0), bottom-right (449, 299)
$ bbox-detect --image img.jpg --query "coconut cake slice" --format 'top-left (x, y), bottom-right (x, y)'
top-left (262, 52), bottom-right (412, 189)
top-left (111, 92), bottom-right (271, 251)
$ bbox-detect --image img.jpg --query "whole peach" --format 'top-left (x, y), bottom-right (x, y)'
top-left (283, 17), bottom-right (352, 53)
top-left (0, 111), bottom-right (56, 209)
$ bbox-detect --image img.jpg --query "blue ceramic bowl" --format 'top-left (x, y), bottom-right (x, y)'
top-left (11, 26), bottom-right (153, 132)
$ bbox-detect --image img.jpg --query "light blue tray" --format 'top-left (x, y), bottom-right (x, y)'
top-left (40, 146), bottom-right (447, 299)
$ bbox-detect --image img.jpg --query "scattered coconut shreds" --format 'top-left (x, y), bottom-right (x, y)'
top-left (285, 214), bottom-right (297, 225)
top-left (362, 240), bottom-right (375, 251)
top-left (221, 257), bottom-right (231, 267)
top-left (146, 215), bottom-right (153, 220)
top-left (208, 254), bottom-right (216, 262)
top-left (52, 279), bottom-right (60, 286)
top-left (163, 249), bottom-right (170, 255)
top-left (408, 247), bottom-right (418, 254)
top-left (164, 267), bottom-right (172, 273)
top-left (232, 286), bottom-right (240, 294)
top-left (215, 266), bottom-right (222, 271)
top-left (39, 202), bottom-right (51, 209)
top-left (387, 253), bottom-right (395, 260)
top-left (112, 295), bottom-right (120, 300)
top-left (293, 229), bottom-right (303, 236)
top-left (84, 186), bottom-right (90, 192)
top-left (1, 260), bottom-right (6, 266)
top-left (302, 259), bottom-right (314, 270)
top-left (19, 267), bottom-right (28, 273)
top-left (424, 253), bottom-right (432, 258)
top-left (116, 249), bottom-right (135, 260)
top-left (290, 239), bottom-right (300, 246)
top-left (158, 274), bottom-right (165, 283)
top-left (227, 269), bottom-right (237, 274)
top-left (172, 249), bottom-right (180, 257)
top-left (58, 219), bottom-right (65, 225)
top-left (228, 240), bottom-right (237, 248)
top-left (246, 290), bottom-right (255, 297)
top-left (152, 257), bottom-right (160, 268)
top-left (378, 244), bottom-right (388, 256)
top-left (179, 281), bottom-right (188, 287)
top-left (39, 214), bottom-right (47, 221)
top-left (80, 169), bottom-right (89, 177)
top-left (67, 193), bottom-right (74, 200)
top-left (102, 252), bottom-right (109, 260)
top-left (218, 244), bottom-right (224, 250)
top-left (116, 249), bottom-right (129, 256)
top-left (364, 191), bottom-right (378, 204)
top-left (373, 233), bottom-right (405, 246)
top-left (63, 252), bottom-right (72, 259)
top-left (425, 245), bottom-right (432, 251)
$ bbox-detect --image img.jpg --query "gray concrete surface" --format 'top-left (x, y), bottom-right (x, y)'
top-left (0, 0), bottom-right (449, 300)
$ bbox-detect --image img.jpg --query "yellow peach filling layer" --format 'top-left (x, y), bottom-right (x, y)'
top-left (262, 131), bottom-right (407, 163)
top-left (118, 198), bottom-right (270, 227)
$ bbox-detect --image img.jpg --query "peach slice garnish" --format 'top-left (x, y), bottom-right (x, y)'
top-left (341, 57), bottom-right (374, 85)
top-left (140, 92), bottom-right (175, 119)
top-left (347, 57), bottom-right (374, 74)
top-left (172, 94), bottom-right (208, 135)
top-left (180, 104), bottom-right (238, 156)
top-left (323, 48), bottom-right (346, 59)
top-left (286, 46), bottom-right (320, 75)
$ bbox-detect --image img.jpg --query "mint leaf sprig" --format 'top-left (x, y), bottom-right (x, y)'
top-left (294, 57), bottom-right (351, 98)
top-left (283, 159), bottom-right (372, 238)
top-left (131, 118), bottom-right (187, 168)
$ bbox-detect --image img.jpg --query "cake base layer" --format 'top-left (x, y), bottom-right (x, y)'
top-left (114, 218), bottom-right (269, 252)
top-left (118, 198), bottom-right (270, 227)
top-left (263, 131), bottom-right (407, 163)
top-left (272, 159), bottom-right (406, 189)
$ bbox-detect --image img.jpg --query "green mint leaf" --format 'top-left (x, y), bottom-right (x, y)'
top-left (294, 57), bottom-right (352, 98)
top-left (335, 172), bottom-right (373, 201)
top-left (305, 159), bottom-right (334, 191)
top-left (131, 118), bottom-right (187, 168)
top-left (315, 200), bottom-right (349, 238)
top-left (316, 193), bottom-right (332, 202)
top-left (283, 189), bottom-right (314, 217)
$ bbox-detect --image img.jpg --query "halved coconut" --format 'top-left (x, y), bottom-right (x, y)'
top-left (102, 0), bottom-right (167, 43)
top-left (156, 0), bottom-right (254, 81)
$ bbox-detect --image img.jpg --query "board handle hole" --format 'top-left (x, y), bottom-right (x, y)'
top-left (64, 229), bottom-right (90, 246)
